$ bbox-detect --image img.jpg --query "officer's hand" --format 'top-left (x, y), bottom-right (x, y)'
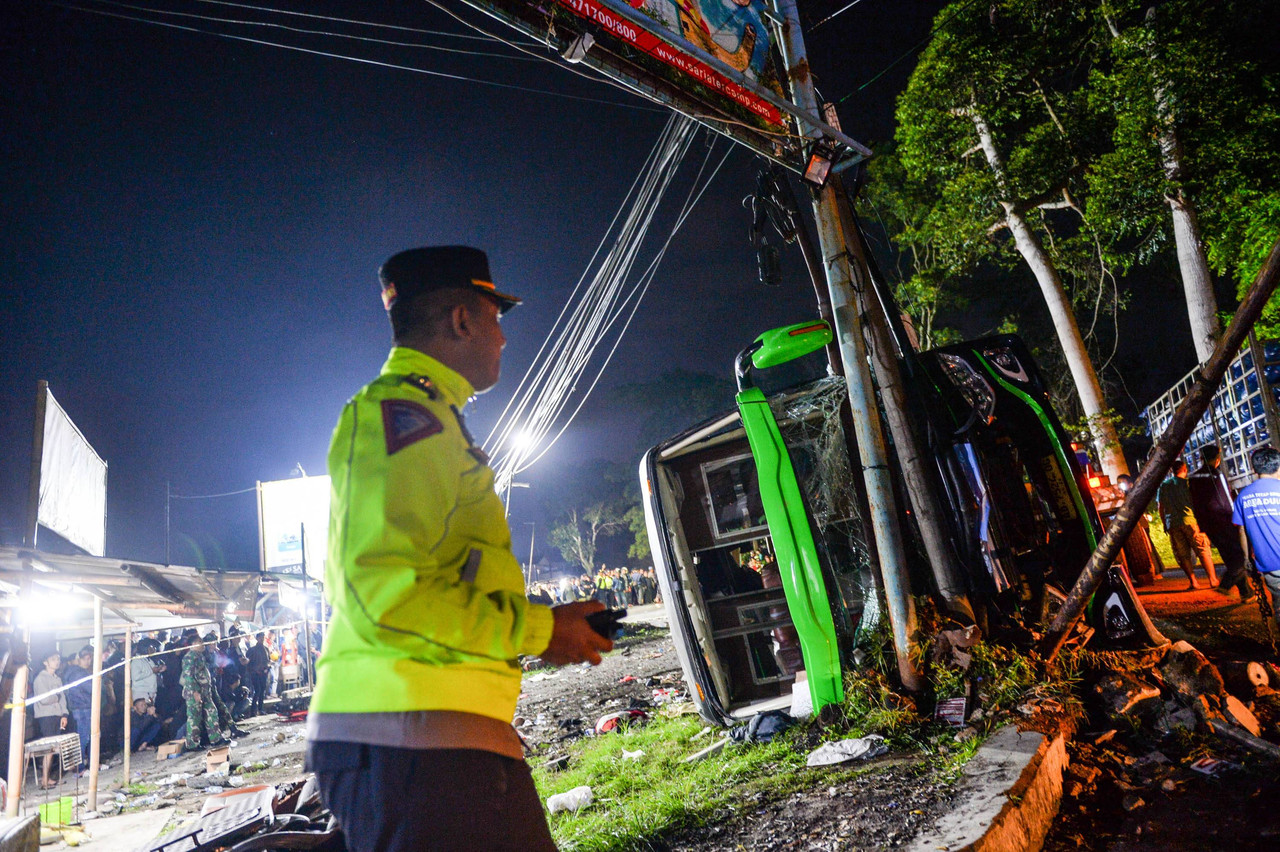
top-left (541, 601), bottom-right (613, 667)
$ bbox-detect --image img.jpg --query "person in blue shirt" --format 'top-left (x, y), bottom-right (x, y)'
top-left (1231, 446), bottom-right (1280, 623)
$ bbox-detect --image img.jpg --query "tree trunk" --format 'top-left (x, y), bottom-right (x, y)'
top-left (1146, 5), bottom-right (1220, 363)
top-left (969, 109), bottom-right (1130, 477)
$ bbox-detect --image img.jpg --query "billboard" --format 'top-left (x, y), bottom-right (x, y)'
top-left (36, 388), bottom-right (108, 556)
top-left (257, 476), bottom-right (330, 580)
top-left (458, 0), bottom-right (869, 170)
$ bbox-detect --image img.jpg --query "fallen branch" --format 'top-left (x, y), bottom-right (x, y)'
top-left (1204, 717), bottom-right (1280, 761)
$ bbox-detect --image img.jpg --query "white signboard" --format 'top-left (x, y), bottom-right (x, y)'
top-left (258, 476), bottom-right (330, 580)
top-left (37, 389), bottom-right (107, 556)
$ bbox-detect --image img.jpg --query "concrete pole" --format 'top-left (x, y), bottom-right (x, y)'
top-left (774, 0), bottom-right (921, 689)
top-left (4, 642), bottom-right (29, 816)
top-left (88, 597), bottom-right (102, 812)
top-left (122, 627), bottom-right (132, 787)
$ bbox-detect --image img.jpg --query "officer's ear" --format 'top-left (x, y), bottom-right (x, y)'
top-left (448, 301), bottom-right (474, 341)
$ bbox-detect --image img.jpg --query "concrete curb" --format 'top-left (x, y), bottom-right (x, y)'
top-left (908, 725), bottom-right (1069, 852)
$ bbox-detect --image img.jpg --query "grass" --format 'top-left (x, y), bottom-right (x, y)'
top-left (530, 607), bottom-right (1085, 851)
top-left (1145, 515), bottom-right (1224, 571)
top-left (533, 715), bottom-right (805, 851)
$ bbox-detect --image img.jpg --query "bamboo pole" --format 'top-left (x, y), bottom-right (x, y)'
top-left (5, 654), bottom-right (28, 816)
top-left (122, 627), bottom-right (132, 787)
top-left (1042, 237), bottom-right (1280, 663)
top-left (87, 597), bottom-right (102, 812)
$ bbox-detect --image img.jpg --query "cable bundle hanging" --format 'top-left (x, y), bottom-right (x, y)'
top-left (485, 113), bottom-right (731, 496)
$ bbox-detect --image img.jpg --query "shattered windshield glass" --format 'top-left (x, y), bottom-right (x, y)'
top-left (770, 376), bottom-right (881, 655)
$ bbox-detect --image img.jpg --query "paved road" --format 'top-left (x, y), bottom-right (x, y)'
top-left (1134, 565), bottom-right (1277, 660)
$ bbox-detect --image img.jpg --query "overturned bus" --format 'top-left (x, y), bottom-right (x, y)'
top-left (639, 321), bottom-right (1160, 725)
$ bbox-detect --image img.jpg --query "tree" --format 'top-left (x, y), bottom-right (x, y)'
top-left (893, 0), bottom-right (1130, 476)
top-left (1086, 0), bottom-right (1279, 361)
top-left (624, 504), bottom-right (651, 562)
top-left (548, 501), bottom-right (626, 574)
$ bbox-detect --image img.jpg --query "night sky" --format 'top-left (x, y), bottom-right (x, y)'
top-left (2, 0), bottom-right (1196, 570)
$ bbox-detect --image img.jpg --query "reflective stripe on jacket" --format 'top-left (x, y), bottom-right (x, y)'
top-left (311, 348), bottom-right (554, 721)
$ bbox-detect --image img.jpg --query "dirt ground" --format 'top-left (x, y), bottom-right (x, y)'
top-left (521, 622), bottom-right (958, 851)
top-left (659, 757), bottom-right (956, 851)
top-left (1044, 571), bottom-right (1280, 852)
top-left (516, 623), bottom-right (687, 753)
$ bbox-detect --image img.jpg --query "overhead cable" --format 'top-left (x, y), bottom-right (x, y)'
top-left (188, 0), bottom-right (538, 43)
top-left (809, 0), bottom-right (870, 32)
top-left (81, 0), bottom-right (541, 60)
top-left (55, 1), bottom-right (658, 110)
top-left (484, 115), bottom-right (734, 493)
top-left (836, 0), bottom-right (984, 101)
top-left (169, 486), bottom-right (257, 499)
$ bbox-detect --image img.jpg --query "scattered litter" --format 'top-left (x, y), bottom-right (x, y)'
top-left (932, 625), bottom-right (980, 670)
top-left (934, 697), bottom-right (967, 726)
top-left (526, 670), bottom-right (561, 682)
top-left (205, 785), bottom-right (225, 794)
top-left (227, 776), bottom-right (246, 788)
top-left (546, 785), bottom-right (593, 814)
top-left (1189, 756), bottom-right (1237, 776)
top-left (621, 749), bottom-right (644, 760)
top-left (691, 727), bottom-right (713, 741)
top-left (595, 709), bottom-right (648, 734)
top-left (683, 736), bottom-right (729, 763)
top-left (271, 758), bottom-right (282, 767)
top-left (806, 735), bottom-right (888, 767)
top-left (729, 710), bottom-right (795, 744)
top-left (618, 675), bottom-right (637, 684)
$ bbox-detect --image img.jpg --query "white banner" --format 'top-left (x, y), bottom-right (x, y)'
top-left (258, 476), bottom-right (330, 580)
top-left (37, 389), bottom-right (107, 556)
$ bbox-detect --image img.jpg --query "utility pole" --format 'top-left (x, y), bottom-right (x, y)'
top-left (775, 0), bottom-right (922, 690)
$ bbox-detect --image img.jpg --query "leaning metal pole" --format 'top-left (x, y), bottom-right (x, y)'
top-left (1043, 237), bottom-right (1280, 664)
top-left (774, 0), bottom-right (922, 690)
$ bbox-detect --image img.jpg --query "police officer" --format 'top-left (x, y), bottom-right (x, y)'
top-left (306, 246), bottom-right (612, 851)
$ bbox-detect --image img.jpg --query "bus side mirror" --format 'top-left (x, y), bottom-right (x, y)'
top-left (752, 320), bottom-right (833, 369)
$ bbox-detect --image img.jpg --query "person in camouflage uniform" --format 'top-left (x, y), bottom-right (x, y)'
top-left (181, 636), bottom-right (231, 750)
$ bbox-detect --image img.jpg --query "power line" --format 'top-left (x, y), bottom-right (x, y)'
top-left (169, 486), bottom-right (257, 499)
top-left (189, 0), bottom-right (538, 44)
top-left (809, 0), bottom-right (870, 33)
top-left (55, 1), bottom-right (661, 110)
top-left (836, 0), bottom-right (983, 102)
top-left (81, 0), bottom-right (541, 61)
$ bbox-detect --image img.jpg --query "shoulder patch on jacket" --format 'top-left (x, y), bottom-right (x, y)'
top-left (381, 399), bottom-right (443, 454)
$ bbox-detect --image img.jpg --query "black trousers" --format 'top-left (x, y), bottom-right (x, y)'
top-left (249, 672), bottom-right (269, 714)
top-left (308, 741), bottom-right (558, 852)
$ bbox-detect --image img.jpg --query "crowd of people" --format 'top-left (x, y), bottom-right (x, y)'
top-left (25, 620), bottom-right (323, 777)
top-left (1152, 442), bottom-right (1280, 637)
top-left (526, 566), bottom-right (662, 609)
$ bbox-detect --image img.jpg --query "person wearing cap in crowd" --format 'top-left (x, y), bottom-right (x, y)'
top-left (306, 245), bottom-right (613, 851)
top-left (1189, 444), bottom-right (1254, 598)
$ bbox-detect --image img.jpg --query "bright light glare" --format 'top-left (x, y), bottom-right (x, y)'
top-left (510, 430), bottom-right (537, 454)
top-left (18, 592), bottom-right (87, 626)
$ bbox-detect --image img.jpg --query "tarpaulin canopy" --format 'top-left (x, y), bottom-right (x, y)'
top-left (0, 547), bottom-right (259, 638)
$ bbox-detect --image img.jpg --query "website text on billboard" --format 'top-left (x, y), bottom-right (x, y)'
top-left (555, 0), bottom-right (784, 126)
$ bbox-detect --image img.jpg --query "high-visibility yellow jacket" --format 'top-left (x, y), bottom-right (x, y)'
top-left (311, 347), bottom-right (554, 722)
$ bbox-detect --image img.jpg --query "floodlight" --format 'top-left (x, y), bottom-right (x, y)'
top-left (801, 141), bottom-right (836, 188)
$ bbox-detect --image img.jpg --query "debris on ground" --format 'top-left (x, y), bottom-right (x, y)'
top-left (728, 710), bottom-right (796, 744)
top-left (546, 785), bottom-right (593, 814)
top-left (805, 735), bottom-right (888, 767)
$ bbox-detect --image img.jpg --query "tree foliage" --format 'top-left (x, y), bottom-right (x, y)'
top-left (548, 501), bottom-right (627, 574)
